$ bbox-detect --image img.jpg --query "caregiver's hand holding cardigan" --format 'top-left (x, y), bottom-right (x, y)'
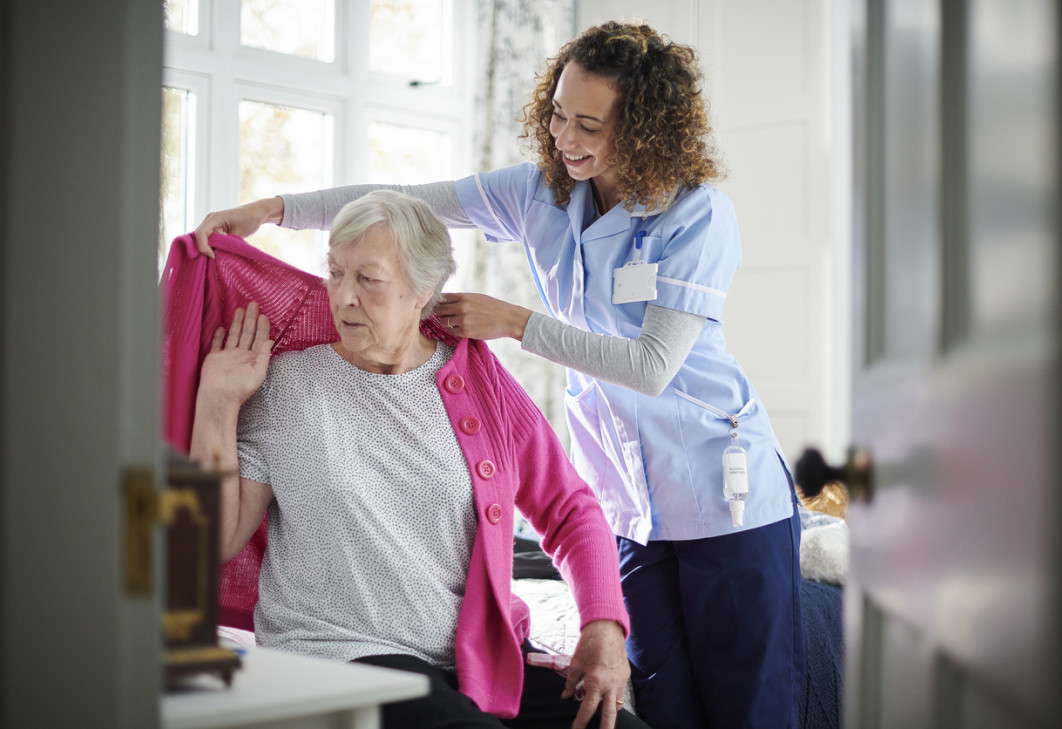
top-left (190, 191), bottom-right (645, 729)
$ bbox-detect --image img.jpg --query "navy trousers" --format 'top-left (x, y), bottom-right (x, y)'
top-left (617, 505), bottom-right (805, 729)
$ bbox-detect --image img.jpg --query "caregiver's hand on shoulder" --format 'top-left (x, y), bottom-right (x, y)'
top-left (192, 197), bottom-right (285, 258)
top-left (433, 293), bottom-right (532, 342)
top-left (565, 620), bottom-right (630, 729)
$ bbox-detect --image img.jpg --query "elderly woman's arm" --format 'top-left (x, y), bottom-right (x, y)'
top-left (519, 461), bottom-right (631, 729)
top-left (188, 303), bottom-right (276, 562)
top-left (498, 363), bottom-right (631, 729)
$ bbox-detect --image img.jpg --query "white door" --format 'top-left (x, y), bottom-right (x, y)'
top-left (844, 1), bottom-right (1059, 727)
top-left (1, 1), bottom-right (163, 726)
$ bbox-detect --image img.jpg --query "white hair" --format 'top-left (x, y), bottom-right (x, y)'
top-left (328, 190), bottom-right (456, 318)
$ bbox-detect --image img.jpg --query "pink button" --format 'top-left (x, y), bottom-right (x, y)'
top-left (477, 460), bottom-right (497, 479)
top-left (459, 416), bottom-right (481, 435)
top-left (444, 374), bottom-right (465, 394)
top-left (486, 503), bottom-right (503, 524)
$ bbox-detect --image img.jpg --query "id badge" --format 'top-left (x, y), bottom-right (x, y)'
top-left (612, 261), bottom-right (658, 304)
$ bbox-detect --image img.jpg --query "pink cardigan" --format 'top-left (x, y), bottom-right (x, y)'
top-left (161, 233), bottom-right (629, 717)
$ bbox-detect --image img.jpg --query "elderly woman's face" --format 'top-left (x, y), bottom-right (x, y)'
top-left (326, 224), bottom-right (431, 374)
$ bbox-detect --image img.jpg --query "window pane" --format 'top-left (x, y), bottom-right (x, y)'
top-left (160, 87), bottom-right (196, 274)
top-left (239, 101), bottom-right (334, 272)
top-left (370, 0), bottom-right (448, 84)
top-left (241, 0), bottom-right (335, 63)
top-left (164, 0), bottom-right (199, 35)
top-left (368, 121), bottom-right (452, 182)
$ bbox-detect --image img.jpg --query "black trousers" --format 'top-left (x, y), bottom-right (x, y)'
top-left (354, 651), bottom-right (651, 729)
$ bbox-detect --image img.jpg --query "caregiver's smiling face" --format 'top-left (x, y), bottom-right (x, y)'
top-left (549, 61), bottom-right (621, 206)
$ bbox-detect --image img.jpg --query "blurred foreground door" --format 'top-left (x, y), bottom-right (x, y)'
top-left (847, 1), bottom-right (1060, 727)
top-left (2, 1), bottom-right (163, 726)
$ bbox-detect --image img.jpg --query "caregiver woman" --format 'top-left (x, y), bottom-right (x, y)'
top-left (194, 21), bottom-right (804, 729)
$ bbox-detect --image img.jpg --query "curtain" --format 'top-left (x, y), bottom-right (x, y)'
top-left (470, 0), bottom-right (576, 446)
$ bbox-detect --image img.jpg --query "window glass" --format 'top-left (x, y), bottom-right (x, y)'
top-left (239, 101), bottom-right (334, 273)
top-left (368, 121), bottom-right (452, 182)
top-left (160, 86), bottom-right (196, 274)
top-left (241, 0), bottom-right (336, 63)
top-left (164, 0), bottom-right (199, 35)
top-left (370, 0), bottom-right (448, 84)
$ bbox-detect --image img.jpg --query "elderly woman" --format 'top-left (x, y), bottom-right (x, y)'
top-left (188, 190), bottom-right (647, 729)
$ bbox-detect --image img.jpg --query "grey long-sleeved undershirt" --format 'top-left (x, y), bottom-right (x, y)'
top-left (281, 183), bottom-right (707, 397)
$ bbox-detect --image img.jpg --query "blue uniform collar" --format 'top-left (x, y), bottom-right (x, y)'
top-left (569, 181), bottom-right (676, 242)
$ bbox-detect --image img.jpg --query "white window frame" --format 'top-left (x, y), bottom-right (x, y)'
top-left (163, 0), bottom-right (476, 235)
top-left (161, 69), bottom-right (212, 246)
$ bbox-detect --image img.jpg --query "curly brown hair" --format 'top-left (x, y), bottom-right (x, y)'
top-left (520, 21), bottom-right (724, 211)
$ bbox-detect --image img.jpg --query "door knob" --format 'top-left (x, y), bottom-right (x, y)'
top-left (794, 446), bottom-right (874, 503)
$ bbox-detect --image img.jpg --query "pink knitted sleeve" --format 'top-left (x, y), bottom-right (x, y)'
top-left (161, 233), bottom-right (337, 629)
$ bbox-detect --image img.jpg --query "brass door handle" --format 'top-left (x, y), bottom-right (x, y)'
top-left (795, 446), bottom-right (874, 503)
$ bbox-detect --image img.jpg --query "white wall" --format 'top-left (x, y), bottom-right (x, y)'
top-left (577, 0), bottom-right (851, 463)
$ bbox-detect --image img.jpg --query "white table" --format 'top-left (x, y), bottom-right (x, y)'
top-left (162, 644), bottom-right (430, 729)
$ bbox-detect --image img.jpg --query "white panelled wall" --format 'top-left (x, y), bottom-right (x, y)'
top-left (577, 0), bottom-right (851, 463)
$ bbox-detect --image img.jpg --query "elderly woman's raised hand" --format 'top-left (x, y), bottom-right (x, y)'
top-left (192, 197), bottom-right (285, 258)
top-left (197, 303), bottom-right (274, 408)
top-left (563, 620), bottom-right (631, 729)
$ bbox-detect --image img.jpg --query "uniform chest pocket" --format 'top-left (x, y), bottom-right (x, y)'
top-left (626, 233), bottom-right (662, 265)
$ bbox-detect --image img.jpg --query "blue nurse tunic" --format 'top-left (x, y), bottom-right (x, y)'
top-left (454, 163), bottom-right (795, 544)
